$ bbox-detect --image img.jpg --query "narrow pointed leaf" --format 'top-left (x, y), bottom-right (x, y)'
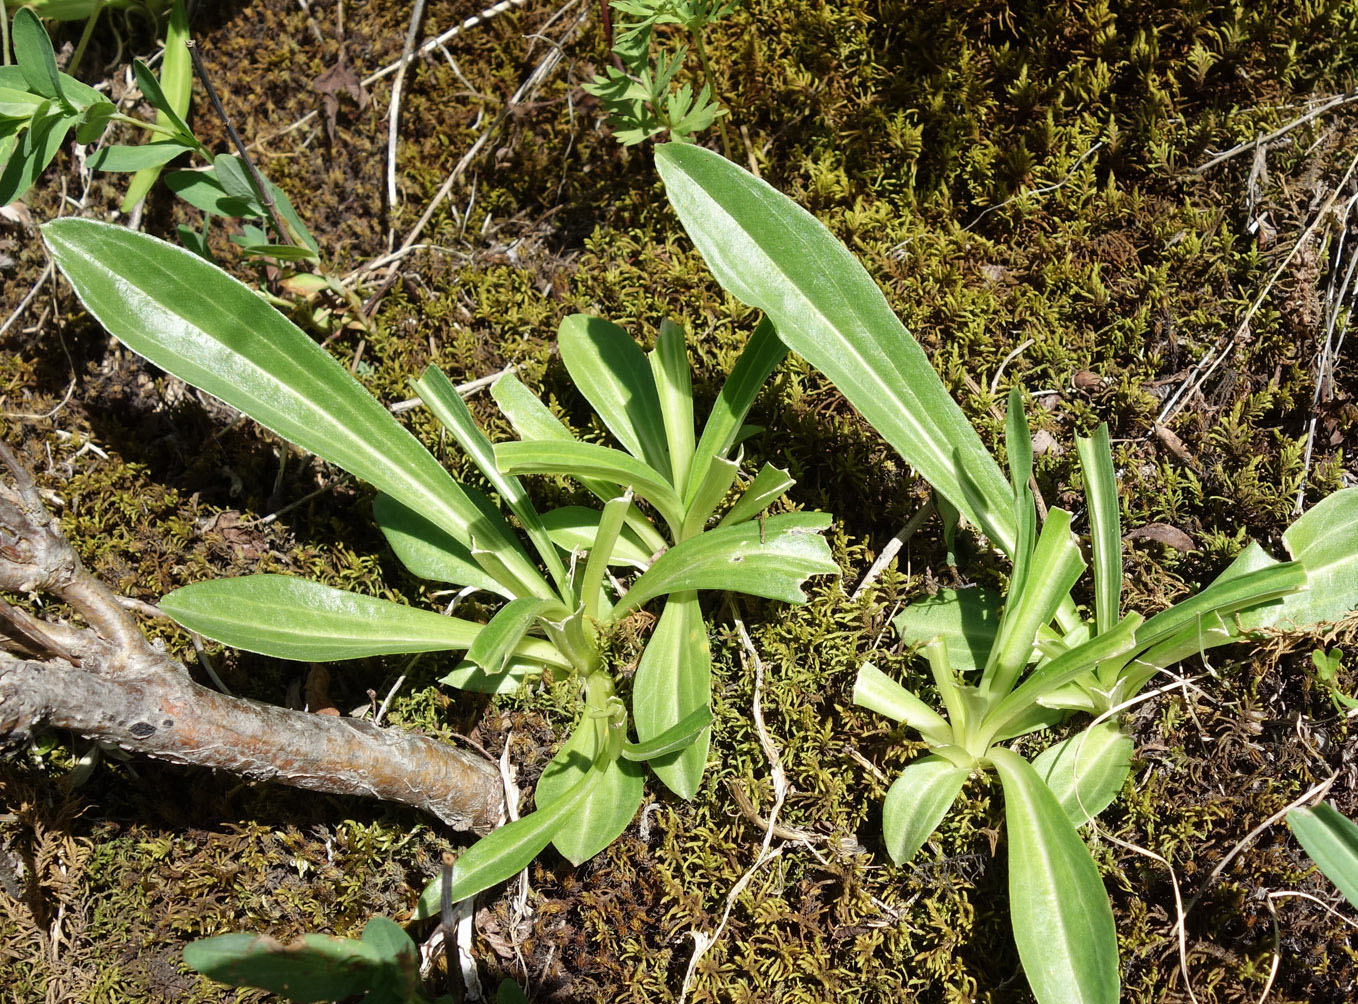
top-left (0, 110), bottom-right (79, 205)
top-left (1006, 389), bottom-right (1038, 602)
top-left (633, 592), bottom-right (710, 798)
top-left (1289, 803), bottom-right (1358, 909)
top-left (581, 492), bottom-right (632, 619)
top-left (536, 718), bottom-right (645, 865)
top-left (682, 453), bottom-right (740, 535)
top-left (466, 597), bottom-right (558, 673)
top-left (131, 59), bottom-right (194, 138)
top-left (650, 318), bottom-right (695, 489)
top-left (1031, 721), bottom-right (1133, 827)
top-left (1077, 425), bottom-right (1122, 635)
top-left (559, 314), bottom-right (670, 476)
top-left (621, 705), bottom-right (714, 761)
top-left (13, 10), bottom-right (64, 104)
top-left (414, 365), bottom-right (566, 592)
top-left (123, 0), bottom-right (192, 211)
top-left (1135, 560), bottom-right (1304, 653)
top-left (164, 170), bottom-right (254, 217)
top-left (613, 513), bottom-right (837, 615)
top-left (44, 221), bottom-right (538, 594)
top-left (882, 756), bottom-right (971, 864)
top-left (718, 463), bottom-right (794, 528)
top-left (495, 439), bottom-right (684, 529)
top-left (686, 316), bottom-right (787, 506)
top-left (159, 575), bottom-right (489, 661)
top-left (88, 141), bottom-right (195, 172)
top-left (440, 655), bottom-right (555, 694)
top-left (852, 663), bottom-right (953, 745)
top-left (656, 143), bottom-right (1015, 553)
top-left (989, 747), bottom-right (1119, 1004)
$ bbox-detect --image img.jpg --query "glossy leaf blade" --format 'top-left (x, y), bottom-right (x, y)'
top-left (852, 662), bottom-right (952, 745)
top-left (882, 756), bottom-right (971, 864)
top-left (539, 506), bottom-right (653, 569)
top-left (466, 597), bottom-right (557, 674)
top-left (633, 593), bottom-right (711, 798)
top-left (614, 513), bottom-right (837, 615)
top-left (989, 747), bottom-right (1119, 1004)
top-left (893, 587), bottom-right (1002, 675)
top-left (372, 493), bottom-right (512, 597)
top-left (621, 705), bottom-right (714, 761)
top-left (42, 220), bottom-right (504, 561)
top-left (160, 575), bottom-right (483, 661)
top-left (656, 143), bottom-right (1015, 553)
top-left (1077, 425), bottom-right (1122, 635)
top-left (559, 314), bottom-right (670, 476)
top-left (495, 439), bottom-right (683, 529)
top-left (1031, 721), bottom-right (1133, 827)
top-left (718, 463), bottom-right (794, 528)
top-left (183, 933), bottom-right (384, 1003)
top-left (650, 318), bottom-right (696, 490)
top-left (686, 316), bottom-right (787, 506)
top-left (1289, 803), bottom-right (1358, 910)
top-left (536, 719), bottom-right (645, 865)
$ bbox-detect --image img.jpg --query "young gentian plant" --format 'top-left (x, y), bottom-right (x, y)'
top-left (654, 141), bottom-right (1358, 1004)
top-left (42, 218), bottom-right (838, 904)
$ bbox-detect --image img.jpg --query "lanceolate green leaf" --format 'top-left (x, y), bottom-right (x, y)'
top-left (0, 108), bottom-right (80, 206)
top-left (685, 316), bottom-right (787, 506)
top-left (656, 142), bottom-right (1015, 553)
top-left (1134, 560), bottom-right (1304, 654)
top-left (1288, 803), bottom-right (1358, 910)
top-left (633, 593), bottom-right (710, 798)
top-left (535, 718), bottom-right (645, 865)
top-left (13, 9), bottom-right (66, 105)
top-left (893, 587), bottom-right (1002, 675)
top-left (1077, 425), bottom-right (1122, 635)
top-left (882, 756), bottom-right (971, 864)
top-left (414, 365), bottom-right (567, 593)
top-left (88, 141), bottom-right (196, 172)
top-left (466, 597), bottom-right (559, 674)
top-left (183, 932), bottom-right (385, 1003)
top-left (650, 318), bottom-right (696, 489)
top-left (160, 575), bottom-right (564, 665)
top-left (989, 747), bottom-right (1119, 1004)
top-left (43, 221), bottom-right (552, 598)
top-left (852, 663), bottom-right (953, 746)
top-left (495, 439), bottom-right (684, 530)
top-left (718, 463), bottom-right (794, 528)
top-left (559, 314), bottom-right (670, 477)
top-left (613, 513), bottom-right (837, 615)
top-left (372, 493), bottom-right (512, 598)
top-left (122, 0), bottom-right (192, 212)
top-left (539, 506), bottom-right (654, 569)
top-left (1031, 721), bottom-right (1134, 827)
top-left (621, 705), bottom-right (714, 761)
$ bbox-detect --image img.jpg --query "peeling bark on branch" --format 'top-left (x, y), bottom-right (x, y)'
top-left (0, 442), bottom-right (504, 833)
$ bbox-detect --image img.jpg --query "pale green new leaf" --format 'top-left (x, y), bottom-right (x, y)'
top-left (852, 663), bottom-right (953, 746)
top-left (650, 318), bottom-right (696, 489)
top-left (1031, 721), bottom-right (1133, 827)
top-left (656, 143), bottom-right (1015, 553)
top-left (439, 656), bottom-right (549, 694)
top-left (559, 314), bottom-right (670, 477)
top-left (613, 513), bottom-right (837, 615)
top-left (989, 747), bottom-right (1119, 1004)
top-left (539, 506), bottom-right (654, 568)
top-left (1288, 803), bottom-right (1358, 910)
top-left (621, 705), bottom-right (714, 761)
top-left (42, 221), bottom-right (539, 597)
top-left (685, 316), bottom-right (787, 506)
top-left (718, 463), bottom-right (794, 528)
top-left (882, 756), bottom-right (971, 864)
top-left (160, 575), bottom-right (485, 661)
top-left (1077, 424), bottom-right (1122, 635)
top-left (535, 719), bottom-right (645, 865)
top-left (633, 592), bottom-right (710, 798)
top-left (414, 365), bottom-right (567, 592)
top-left (466, 598), bottom-right (559, 674)
top-left (495, 439), bottom-right (684, 530)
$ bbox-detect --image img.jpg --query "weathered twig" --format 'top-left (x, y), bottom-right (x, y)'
top-left (0, 442), bottom-right (503, 832)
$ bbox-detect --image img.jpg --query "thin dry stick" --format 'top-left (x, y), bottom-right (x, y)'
top-left (1157, 147), bottom-right (1358, 427)
top-left (186, 41), bottom-right (295, 249)
top-left (1194, 89), bottom-right (1358, 173)
top-left (386, 0), bottom-right (430, 240)
top-left (851, 498), bottom-right (935, 600)
top-left (678, 609), bottom-right (791, 1004)
top-left (254, 0), bottom-right (533, 148)
top-left (1295, 192), bottom-right (1358, 513)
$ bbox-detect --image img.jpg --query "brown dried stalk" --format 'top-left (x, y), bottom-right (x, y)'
top-left (0, 442), bottom-right (504, 833)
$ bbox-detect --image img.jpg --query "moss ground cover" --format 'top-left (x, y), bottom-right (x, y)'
top-left (2, 0), bottom-right (1358, 1000)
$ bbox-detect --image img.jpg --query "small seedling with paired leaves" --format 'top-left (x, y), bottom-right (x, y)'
top-left (585, 0), bottom-right (738, 152)
top-left (42, 216), bottom-right (837, 908)
top-left (3, 5), bottom-right (324, 273)
top-left (653, 141), bottom-right (1358, 1004)
top-left (1309, 647), bottom-right (1358, 714)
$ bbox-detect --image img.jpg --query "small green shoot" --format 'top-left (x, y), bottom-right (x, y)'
top-left (1309, 648), bottom-right (1358, 713)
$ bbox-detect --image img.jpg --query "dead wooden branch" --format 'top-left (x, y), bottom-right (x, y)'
top-left (0, 442), bottom-right (504, 833)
